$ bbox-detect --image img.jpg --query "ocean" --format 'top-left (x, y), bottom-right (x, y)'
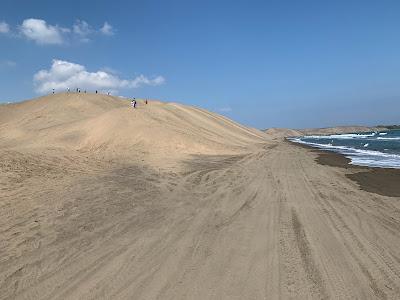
top-left (290, 129), bottom-right (400, 169)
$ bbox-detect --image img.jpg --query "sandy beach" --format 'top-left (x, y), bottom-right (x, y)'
top-left (1, 94), bottom-right (400, 299)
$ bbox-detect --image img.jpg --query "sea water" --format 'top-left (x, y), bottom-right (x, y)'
top-left (290, 129), bottom-right (400, 169)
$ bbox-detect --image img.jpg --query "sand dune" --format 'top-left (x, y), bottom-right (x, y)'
top-left (264, 127), bottom-right (302, 138)
top-left (0, 94), bottom-right (266, 164)
top-left (1, 94), bottom-right (400, 299)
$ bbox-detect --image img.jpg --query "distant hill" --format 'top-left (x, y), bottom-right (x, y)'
top-left (378, 125), bottom-right (400, 130)
top-left (264, 125), bottom-right (388, 138)
top-left (298, 126), bottom-right (386, 136)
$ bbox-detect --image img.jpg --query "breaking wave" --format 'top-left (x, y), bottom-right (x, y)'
top-left (290, 130), bottom-right (400, 169)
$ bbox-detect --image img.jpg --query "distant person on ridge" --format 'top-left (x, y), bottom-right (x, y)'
top-left (52, 88), bottom-right (55, 94)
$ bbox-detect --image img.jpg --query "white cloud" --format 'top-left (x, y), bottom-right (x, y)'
top-left (34, 59), bottom-right (165, 94)
top-left (16, 19), bottom-right (115, 45)
top-left (0, 21), bottom-right (10, 33)
top-left (100, 22), bottom-right (115, 36)
top-left (20, 19), bottom-right (64, 44)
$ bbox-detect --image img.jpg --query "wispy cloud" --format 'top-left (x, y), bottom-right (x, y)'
top-left (1, 18), bottom-right (115, 45)
top-left (33, 59), bottom-right (165, 93)
top-left (100, 22), bottom-right (115, 36)
top-left (72, 20), bottom-right (93, 42)
top-left (0, 21), bottom-right (10, 33)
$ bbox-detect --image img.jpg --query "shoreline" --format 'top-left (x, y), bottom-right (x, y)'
top-left (288, 139), bottom-right (400, 197)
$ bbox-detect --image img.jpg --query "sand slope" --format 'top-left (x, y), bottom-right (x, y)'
top-left (1, 94), bottom-right (400, 299)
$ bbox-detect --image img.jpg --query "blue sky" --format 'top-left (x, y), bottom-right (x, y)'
top-left (1, 0), bottom-right (400, 129)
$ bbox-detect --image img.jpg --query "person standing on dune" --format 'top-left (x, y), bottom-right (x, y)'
top-left (130, 98), bottom-right (137, 108)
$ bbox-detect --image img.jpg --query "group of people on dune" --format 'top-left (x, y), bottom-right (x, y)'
top-left (130, 98), bottom-right (148, 108)
top-left (51, 88), bottom-right (112, 95)
top-left (50, 88), bottom-right (149, 108)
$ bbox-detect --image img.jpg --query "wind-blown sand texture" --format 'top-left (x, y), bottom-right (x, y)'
top-left (1, 94), bottom-right (400, 299)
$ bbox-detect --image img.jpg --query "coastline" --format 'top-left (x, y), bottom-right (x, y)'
top-left (288, 139), bottom-right (400, 197)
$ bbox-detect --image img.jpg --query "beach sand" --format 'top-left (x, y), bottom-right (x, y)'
top-left (1, 94), bottom-right (400, 299)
